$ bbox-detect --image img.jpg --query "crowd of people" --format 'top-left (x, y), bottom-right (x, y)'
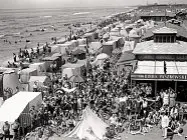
top-left (2, 53), bottom-right (187, 139)
top-left (1, 32), bottom-right (187, 140)
top-left (3, 56), bottom-right (183, 140)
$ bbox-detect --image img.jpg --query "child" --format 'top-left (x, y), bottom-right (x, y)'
top-left (165, 127), bottom-right (183, 140)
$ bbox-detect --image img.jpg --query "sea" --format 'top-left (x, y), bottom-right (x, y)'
top-left (0, 6), bottom-right (133, 65)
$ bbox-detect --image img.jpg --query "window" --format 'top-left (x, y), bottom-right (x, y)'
top-left (171, 36), bottom-right (174, 43)
top-left (167, 36), bottom-right (170, 43)
top-left (163, 36), bottom-right (167, 43)
top-left (159, 36), bottom-right (163, 42)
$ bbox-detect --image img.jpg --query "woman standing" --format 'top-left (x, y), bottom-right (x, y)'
top-left (163, 90), bottom-right (170, 106)
top-left (170, 91), bottom-right (176, 108)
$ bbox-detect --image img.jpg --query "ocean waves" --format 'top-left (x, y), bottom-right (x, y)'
top-left (73, 12), bottom-right (90, 15)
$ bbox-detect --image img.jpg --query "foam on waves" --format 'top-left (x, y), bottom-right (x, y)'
top-left (73, 12), bottom-right (90, 15)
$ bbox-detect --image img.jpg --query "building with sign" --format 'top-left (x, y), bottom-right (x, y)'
top-left (139, 11), bottom-right (176, 22)
top-left (131, 26), bottom-right (187, 101)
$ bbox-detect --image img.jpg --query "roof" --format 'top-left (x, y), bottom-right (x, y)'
top-left (63, 60), bottom-right (87, 68)
top-left (133, 40), bottom-right (187, 54)
top-left (153, 27), bottom-right (177, 34)
top-left (139, 11), bottom-right (176, 17)
top-left (142, 23), bottom-right (187, 39)
top-left (117, 51), bottom-right (135, 63)
top-left (51, 53), bottom-right (62, 57)
top-left (29, 62), bottom-right (45, 66)
top-left (42, 56), bottom-right (59, 61)
top-left (72, 48), bottom-right (86, 55)
top-left (133, 61), bottom-right (187, 75)
top-left (103, 40), bottom-right (116, 46)
top-left (96, 53), bottom-right (109, 60)
top-left (29, 76), bottom-right (48, 83)
top-left (0, 91), bottom-right (41, 123)
top-left (20, 68), bottom-right (37, 73)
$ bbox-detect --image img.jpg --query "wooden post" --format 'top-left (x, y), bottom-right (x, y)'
top-left (175, 81), bottom-right (177, 93)
top-left (155, 80), bottom-right (157, 96)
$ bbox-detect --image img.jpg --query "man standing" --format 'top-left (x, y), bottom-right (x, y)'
top-left (13, 53), bottom-right (16, 62)
top-left (11, 120), bottom-right (20, 140)
top-left (33, 81), bottom-right (38, 92)
top-left (161, 112), bottom-right (170, 139)
top-left (2, 121), bottom-right (10, 140)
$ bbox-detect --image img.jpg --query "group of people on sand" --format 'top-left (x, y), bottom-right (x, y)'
top-left (8, 42), bottom-right (51, 68)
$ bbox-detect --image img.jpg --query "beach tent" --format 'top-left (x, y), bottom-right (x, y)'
top-left (42, 56), bottom-right (61, 71)
top-left (96, 53), bottom-right (109, 60)
top-left (0, 97), bottom-right (3, 107)
top-left (3, 69), bottom-right (22, 97)
top-left (70, 75), bottom-right (84, 83)
top-left (57, 44), bottom-right (71, 55)
top-left (0, 74), bottom-right (3, 98)
top-left (70, 40), bottom-right (79, 48)
top-left (29, 62), bottom-right (46, 75)
top-left (77, 38), bottom-right (87, 45)
top-left (103, 26), bottom-right (110, 32)
top-left (117, 51), bottom-right (136, 65)
top-left (78, 44), bottom-right (87, 51)
top-left (28, 76), bottom-right (50, 91)
top-left (50, 45), bottom-right (60, 53)
top-left (51, 53), bottom-right (62, 58)
top-left (66, 106), bottom-right (108, 140)
top-left (0, 91), bottom-right (42, 134)
top-left (110, 28), bottom-right (120, 36)
top-left (84, 32), bottom-right (96, 42)
top-left (20, 68), bottom-right (37, 83)
top-left (103, 33), bottom-right (110, 40)
top-left (102, 41), bottom-right (116, 56)
top-left (62, 60), bottom-right (87, 78)
top-left (61, 41), bottom-right (76, 50)
top-left (110, 36), bottom-right (125, 47)
top-left (62, 68), bottom-right (78, 78)
top-left (91, 53), bottom-right (109, 67)
top-left (120, 29), bottom-right (128, 37)
top-left (89, 42), bottom-right (102, 54)
top-left (56, 37), bottom-right (66, 44)
top-left (122, 41), bottom-right (135, 53)
top-left (129, 29), bottom-right (141, 38)
top-left (72, 48), bottom-right (86, 60)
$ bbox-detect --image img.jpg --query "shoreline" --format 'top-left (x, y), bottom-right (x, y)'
top-left (0, 7), bottom-right (137, 68)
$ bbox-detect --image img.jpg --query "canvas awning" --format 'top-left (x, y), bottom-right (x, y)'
top-left (42, 56), bottom-right (59, 61)
top-left (117, 51), bottom-right (135, 64)
top-left (20, 68), bottom-right (37, 83)
top-left (29, 62), bottom-right (46, 75)
top-left (0, 92), bottom-right (42, 133)
top-left (132, 61), bottom-right (187, 81)
top-left (51, 53), bottom-right (62, 57)
top-left (70, 75), bottom-right (84, 83)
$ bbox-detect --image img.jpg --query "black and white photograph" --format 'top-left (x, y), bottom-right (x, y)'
top-left (0, 0), bottom-right (187, 140)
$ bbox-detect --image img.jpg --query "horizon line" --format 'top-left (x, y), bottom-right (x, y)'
top-left (0, 5), bottom-right (139, 10)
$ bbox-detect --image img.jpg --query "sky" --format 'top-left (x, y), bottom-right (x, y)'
top-left (0, 0), bottom-right (187, 9)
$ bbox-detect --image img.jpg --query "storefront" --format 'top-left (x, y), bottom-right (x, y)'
top-left (131, 73), bottom-right (187, 91)
top-left (131, 27), bottom-right (187, 101)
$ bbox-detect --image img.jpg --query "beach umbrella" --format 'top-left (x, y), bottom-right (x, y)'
top-left (70, 75), bottom-right (84, 83)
